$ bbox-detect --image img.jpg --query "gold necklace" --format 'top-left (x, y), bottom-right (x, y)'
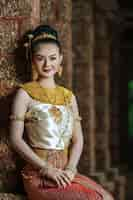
top-left (36, 82), bottom-right (67, 105)
top-left (20, 81), bottom-right (72, 106)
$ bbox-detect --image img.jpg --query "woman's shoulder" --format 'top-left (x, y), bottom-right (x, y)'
top-left (18, 81), bottom-right (40, 100)
top-left (58, 85), bottom-right (73, 94)
top-left (58, 85), bottom-right (74, 98)
top-left (19, 81), bottom-right (40, 95)
top-left (19, 81), bottom-right (37, 91)
top-left (12, 83), bottom-right (32, 106)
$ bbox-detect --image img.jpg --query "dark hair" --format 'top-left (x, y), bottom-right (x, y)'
top-left (30, 25), bottom-right (61, 53)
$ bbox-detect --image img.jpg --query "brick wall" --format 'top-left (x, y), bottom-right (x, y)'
top-left (0, 0), bottom-right (39, 193)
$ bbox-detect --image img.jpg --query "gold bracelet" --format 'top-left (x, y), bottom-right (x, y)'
top-left (74, 115), bottom-right (82, 121)
top-left (65, 166), bottom-right (77, 174)
top-left (39, 162), bottom-right (52, 176)
top-left (9, 115), bottom-right (25, 121)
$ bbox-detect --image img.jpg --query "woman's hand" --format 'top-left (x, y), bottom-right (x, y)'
top-left (40, 165), bottom-right (72, 188)
top-left (64, 169), bottom-right (75, 182)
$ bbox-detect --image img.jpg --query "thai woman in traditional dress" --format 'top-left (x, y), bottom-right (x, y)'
top-left (10, 25), bottom-right (114, 200)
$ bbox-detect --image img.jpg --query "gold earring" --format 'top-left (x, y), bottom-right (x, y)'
top-left (31, 63), bottom-right (39, 81)
top-left (58, 66), bottom-right (63, 77)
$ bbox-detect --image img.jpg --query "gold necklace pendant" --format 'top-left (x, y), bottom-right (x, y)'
top-left (37, 82), bottom-right (58, 104)
top-left (49, 106), bottom-right (62, 123)
top-left (44, 92), bottom-right (57, 105)
top-left (43, 87), bottom-right (59, 105)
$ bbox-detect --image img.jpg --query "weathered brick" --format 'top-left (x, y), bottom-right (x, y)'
top-left (0, 54), bottom-right (29, 83)
top-left (40, 0), bottom-right (71, 23)
top-left (16, 18), bottom-right (32, 39)
top-left (0, 193), bottom-right (26, 200)
top-left (72, 1), bottom-right (92, 18)
top-left (0, 56), bottom-right (17, 81)
top-left (0, 20), bottom-right (18, 54)
top-left (0, 0), bottom-right (31, 17)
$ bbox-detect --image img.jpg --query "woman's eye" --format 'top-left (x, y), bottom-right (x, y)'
top-left (36, 57), bottom-right (43, 61)
top-left (50, 57), bottom-right (56, 60)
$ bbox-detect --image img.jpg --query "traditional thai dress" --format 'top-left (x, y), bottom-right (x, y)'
top-left (18, 81), bottom-right (113, 200)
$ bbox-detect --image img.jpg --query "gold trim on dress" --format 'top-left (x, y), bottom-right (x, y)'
top-left (32, 147), bottom-right (68, 160)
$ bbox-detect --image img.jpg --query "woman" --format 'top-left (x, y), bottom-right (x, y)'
top-left (10, 25), bottom-right (114, 200)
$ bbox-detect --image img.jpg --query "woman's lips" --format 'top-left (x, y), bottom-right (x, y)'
top-left (43, 68), bottom-right (52, 72)
top-left (42, 68), bottom-right (56, 75)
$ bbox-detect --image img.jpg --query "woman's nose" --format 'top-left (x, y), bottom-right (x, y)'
top-left (44, 58), bottom-right (50, 67)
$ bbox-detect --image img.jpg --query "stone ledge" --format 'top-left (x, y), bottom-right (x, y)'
top-left (0, 193), bottom-right (26, 200)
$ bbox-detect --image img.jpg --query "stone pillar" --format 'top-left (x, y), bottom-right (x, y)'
top-left (110, 26), bottom-right (121, 165)
top-left (94, 13), bottom-right (111, 170)
top-left (72, 0), bottom-right (96, 173)
top-left (40, 0), bottom-right (72, 88)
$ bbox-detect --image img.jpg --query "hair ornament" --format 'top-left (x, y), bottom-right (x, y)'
top-left (24, 34), bottom-right (34, 60)
top-left (33, 33), bottom-right (56, 42)
top-left (28, 34), bottom-right (34, 39)
top-left (23, 42), bottom-right (29, 60)
top-left (24, 42), bottom-right (29, 47)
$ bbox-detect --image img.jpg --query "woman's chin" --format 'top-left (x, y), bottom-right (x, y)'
top-left (40, 71), bottom-right (56, 78)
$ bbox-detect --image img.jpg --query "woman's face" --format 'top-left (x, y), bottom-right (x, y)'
top-left (32, 43), bottom-right (62, 79)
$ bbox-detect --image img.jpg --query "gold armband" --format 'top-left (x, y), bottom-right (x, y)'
top-left (9, 115), bottom-right (25, 121)
top-left (74, 115), bottom-right (82, 121)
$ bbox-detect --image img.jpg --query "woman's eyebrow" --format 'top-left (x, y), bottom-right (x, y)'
top-left (34, 53), bottom-right (57, 57)
top-left (49, 53), bottom-right (57, 56)
top-left (34, 54), bottom-right (44, 57)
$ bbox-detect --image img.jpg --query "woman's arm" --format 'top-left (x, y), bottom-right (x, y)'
top-left (65, 94), bottom-right (83, 172)
top-left (10, 88), bottom-right (48, 170)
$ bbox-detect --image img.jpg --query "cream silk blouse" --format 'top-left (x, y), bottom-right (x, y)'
top-left (24, 100), bottom-right (74, 150)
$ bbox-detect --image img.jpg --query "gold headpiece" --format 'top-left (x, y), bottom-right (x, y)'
top-left (32, 33), bottom-right (57, 42)
top-left (24, 33), bottom-right (57, 48)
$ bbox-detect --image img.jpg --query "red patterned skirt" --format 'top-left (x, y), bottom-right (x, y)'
top-left (21, 148), bottom-right (114, 200)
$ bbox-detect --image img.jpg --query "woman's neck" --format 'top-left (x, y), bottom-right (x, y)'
top-left (37, 77), bottom-right (57, 89)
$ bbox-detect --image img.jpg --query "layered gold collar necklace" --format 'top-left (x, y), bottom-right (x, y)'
top-left (20, 81), bottom-right (73, 106)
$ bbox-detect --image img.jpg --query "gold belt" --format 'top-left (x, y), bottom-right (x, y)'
top-left (32, 147), bottom-right (68, 160)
